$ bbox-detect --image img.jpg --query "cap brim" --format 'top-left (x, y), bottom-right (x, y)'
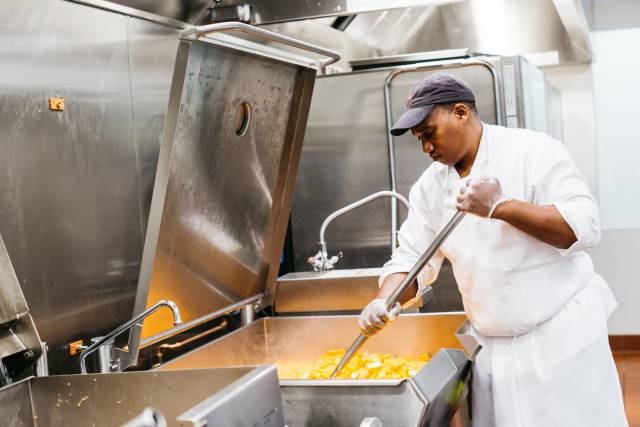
top-left (390, 105), bottom-right (434, 136)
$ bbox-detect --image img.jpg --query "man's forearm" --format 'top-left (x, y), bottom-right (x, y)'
top-left (492, 200), bottom-right (577, 249)
top-left (376, 272), bottom-right (418, 304)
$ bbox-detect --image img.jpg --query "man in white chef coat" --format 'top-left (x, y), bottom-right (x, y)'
top-left (358, 73), bottom-right (628, 426)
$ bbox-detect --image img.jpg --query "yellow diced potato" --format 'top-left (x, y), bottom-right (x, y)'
top-left (365, 361), bottom-right (382, 370)
top-left (277, 349), bottom-right (430, 380)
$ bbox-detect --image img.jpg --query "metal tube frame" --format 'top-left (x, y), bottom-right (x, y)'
top-left (319, 190), bottom-right (409, 255)
top-left (35, 342), bottom-right (49, 377)
top-left (179, 21), bottom-right (341, 70)
top-left (312, 191), bottom-right (410, 271)
top-left (79, 300), bottom-right (182, 374)
top-left (241, 305), bottom-right (255, 326)
top-left (383, 58), bottom-right (504, 252)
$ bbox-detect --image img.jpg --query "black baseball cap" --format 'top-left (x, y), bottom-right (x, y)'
top-left (390, 73), bottom-right (476, 136)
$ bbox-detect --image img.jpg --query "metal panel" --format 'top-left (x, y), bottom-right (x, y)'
top-left (0, 366), bottom-right (280, 427)
top-left (545, 80), bottom-right (564, 141)
top-left (274, 269), bottom-right (433, 314)
top-left (0, 379), bottom-right (34, 427)
top-left (291, 70), bottom-right (393, 271)
top-left (274, 269), bottom-right (383, 313)
top-left (67, 0), bottom-right (189, 28)
top-left (0, 0), bottom-right (150, 374)
top-left (127, 19), bottom-right (180, 236)
top-left (519, 56), bottom-right (550, 133)
top-left (279, 381), bottom-right (425, 427)
top-left (159, 314), bottom-right (465, 368)
top-left (0, 233), bottom-right (42, 385)
top-left (177, 365), bottom-right (284, 427)
top-left (131, 37), bottom-right (316, 347)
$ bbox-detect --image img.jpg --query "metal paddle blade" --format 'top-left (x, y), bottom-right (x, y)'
top-left (330, 334), bottom-right (368, 378)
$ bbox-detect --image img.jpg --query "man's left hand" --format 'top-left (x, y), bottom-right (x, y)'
top-left (456, 175), bottom-right (510, 218)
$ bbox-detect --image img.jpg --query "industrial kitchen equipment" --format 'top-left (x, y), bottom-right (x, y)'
top-left (0, 21), bottom-right (351, 427)
top-left (0, 224), bottom-right (284, 426)
top-left (0, 365), bottom-right (283, 426)
top-left (114, 21), bottom-right (480, 427)
top-left (160, 314), bottom-right (478, 426)
top-left (307, 190), bottom-right (410, 271)
top-left (0, 233), bottom-right (42, 387)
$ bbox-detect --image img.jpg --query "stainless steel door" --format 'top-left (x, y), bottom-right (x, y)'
top-left (130, 29), bottom-right (318, 354)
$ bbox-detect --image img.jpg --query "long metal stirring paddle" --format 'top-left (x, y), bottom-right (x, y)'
top-left (330, 210), bottom-right (466, 378)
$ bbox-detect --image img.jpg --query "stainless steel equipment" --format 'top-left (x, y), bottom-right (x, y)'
top-left (332, 211), bottom-right (465, 378)
top-left (125, 21), bottom-right (338, 369)
top-left (274, 269), bottom-right (434, 315)
top-left (103, 16), bottom-right (479, 426)
top-left (275, 268), bottom-right (386, 314)
top-left (0, 0), bottom-right (579, 379)
top-left (80, 299), bottom-right (182, 374)
top-left (0, 365), bottom-right (283, 427)
top-left (158, 313), bottom-right (478, 427)
top-left (0, 233), bottom-right (41, 386)
top-left (105, 0), bottom-right (593, 66)
top-left (175, 364), bottom-right (284, 426)
top-left (0, 209), bottom-right (283, 426)
top-left (0, 0), bottom-right (182, 375)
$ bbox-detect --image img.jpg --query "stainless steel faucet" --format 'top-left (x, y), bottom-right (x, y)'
top-left (308, 190), bottom-right (410, 271)
top-left (79, 299), bottom-right (182, 374)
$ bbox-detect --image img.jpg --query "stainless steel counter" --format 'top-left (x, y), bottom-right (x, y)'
top-left (0, 366), bottom-right (283, 427)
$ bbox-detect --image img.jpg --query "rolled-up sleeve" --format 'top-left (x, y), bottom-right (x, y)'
top-left (532, 138), bottom-right (601, 255)
top-left (379, 181), bottom-right (445, 290)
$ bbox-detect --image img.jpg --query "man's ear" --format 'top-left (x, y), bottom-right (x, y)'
top-left (453, 103), bottom-right (468, 120)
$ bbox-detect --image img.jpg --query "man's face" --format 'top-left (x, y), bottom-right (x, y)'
top-left (410, 105), bottom-right (469, 166)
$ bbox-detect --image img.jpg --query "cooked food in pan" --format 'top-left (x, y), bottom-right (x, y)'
top-left (277, 348), bottom-right (431, 380)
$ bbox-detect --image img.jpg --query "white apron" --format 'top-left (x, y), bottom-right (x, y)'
top-left (470, 274), bottom-right (627, 427)
top-left (380, 124), bottom-right (628, 426)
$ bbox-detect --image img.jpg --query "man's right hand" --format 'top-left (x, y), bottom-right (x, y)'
top-left (358, 299), bottom-right (402, 336)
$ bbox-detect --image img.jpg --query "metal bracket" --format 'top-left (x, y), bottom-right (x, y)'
top-left (455, 321), bottom-right (482, 362)
top-left (35, 342), bottom-right (49, 377)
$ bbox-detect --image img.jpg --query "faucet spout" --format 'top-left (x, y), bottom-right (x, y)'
top-left (158, 299), bottom-right (183, 326)
top-left (79, 299), bottom-right (182, 373)
top-left (309, 190), bottom-right (410, 271)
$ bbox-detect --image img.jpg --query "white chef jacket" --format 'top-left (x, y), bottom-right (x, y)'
top-left (381, 123), bottom-right (627, 426)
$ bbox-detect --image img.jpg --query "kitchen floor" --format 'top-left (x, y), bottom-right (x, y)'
top-left (614, 351), bottom-right (640, 426)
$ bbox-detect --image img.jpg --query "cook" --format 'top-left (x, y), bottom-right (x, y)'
top-left (358, 73), bottom-right (627, 426)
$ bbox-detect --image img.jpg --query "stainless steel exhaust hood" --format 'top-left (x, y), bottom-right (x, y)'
top-left (84, 0), bottom-right (592, 65)
top-left (261, 0), bottom-right (593, 66)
